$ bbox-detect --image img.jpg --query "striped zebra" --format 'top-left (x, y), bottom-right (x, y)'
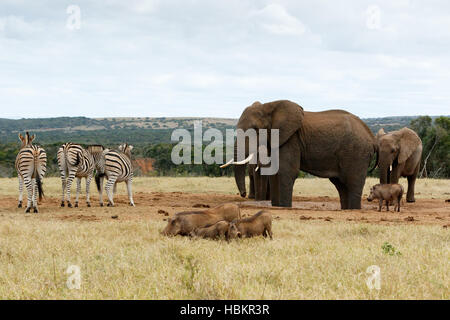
top-left (95, 143), bottom-right (135, 207)
top-left (15, 132), bottom-right (47, 213)
top-left (57, 143), bottom-right (103, 207)
top-left (87, 145), bottom-right (106, 172)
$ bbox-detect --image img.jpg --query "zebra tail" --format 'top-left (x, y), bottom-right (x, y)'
top-left (36, 174), bottom-right (44, 201)
top-left (74, 151), bottom-right (80, 166)
top-left (34, 150), bottom-right (44, 201)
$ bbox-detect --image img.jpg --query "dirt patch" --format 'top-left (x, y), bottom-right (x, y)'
top-left (0, 192), bottom-right (449, 226)
top-left (59, 214), bottom-right (100, 222)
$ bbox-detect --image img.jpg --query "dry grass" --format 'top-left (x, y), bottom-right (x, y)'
top-left (0, 177), bottom-right (449, 299)
top-left (0, 218), bottom-right (448, 299)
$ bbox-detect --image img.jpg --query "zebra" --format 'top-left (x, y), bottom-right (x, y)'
top-left (87, 145), bottom-right (106, 172)
top-left (95, 143), bottom-right (135, 207)
top-left (15, 132), bottom-right (47, 213)
top-left (57, 143), bottom-right (100, 208)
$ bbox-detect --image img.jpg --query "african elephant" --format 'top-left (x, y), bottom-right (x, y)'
top-left (376, 127), bottom-right (422, 202)
top-left (223, 100), bottom-right (378, 209)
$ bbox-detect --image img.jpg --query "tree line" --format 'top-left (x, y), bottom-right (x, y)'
top-left (0, 116), bottom-right (448, 178)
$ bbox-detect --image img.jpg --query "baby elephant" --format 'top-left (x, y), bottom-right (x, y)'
top-left (189, 221), bottom-right (229, 240)
top-left (367, 183), bottom-right (404, 212)
top-left (228, 210), bottom-right (273, 239)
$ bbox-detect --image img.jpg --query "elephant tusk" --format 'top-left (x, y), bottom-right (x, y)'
top-left (220, 153), bottom-right (255, 168)
top-left (220, 158), bottom-right (234, 168)
top-left (389, 165), bottom-right (392, 172)
top-left (232, 153), bottom-right (254, 165)
top-left (255, 166), bottom-right (259, 172)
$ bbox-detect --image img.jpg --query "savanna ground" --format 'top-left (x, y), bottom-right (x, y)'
top-left (0, 177), bottom-right (449, 299)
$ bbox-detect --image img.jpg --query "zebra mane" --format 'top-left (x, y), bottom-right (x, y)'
top-left (118, 143), bottom-right (133, 158)
top-left (19, 131), bottom-right (35, 148)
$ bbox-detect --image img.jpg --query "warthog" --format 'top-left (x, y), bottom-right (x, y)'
top-left (367, 183), bottom-right (404, 212)
top-left (161, 203), bottom-right (240, 236)
top-left (228, 210), bottom-right (272, 239)
top-left (189, 220), bottom-right (230, 239)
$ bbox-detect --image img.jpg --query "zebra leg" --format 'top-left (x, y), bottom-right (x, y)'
top-left (105, 176), bottom-right (118, 207)
top-left (24, 177), bottom-right (33, 213)
top-left (98, 175), bottom-right (105, 207)
top-left (126, 178), bottom-right (135, 207)
top-left (75, 177), bottom-right (81, 207)
top-left (85, 174), bottom-right (92, 207)
top-left (66, 170), bottom-right (76, 208)
top-left (60, 174), bottom-right (66, 207)
top-left (18, 175), bottom-right (24, 208)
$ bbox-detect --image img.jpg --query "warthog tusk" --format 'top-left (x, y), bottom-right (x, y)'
top-left (220, 153), bottom-right (254, 168)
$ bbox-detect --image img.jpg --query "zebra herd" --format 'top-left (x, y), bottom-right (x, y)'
top-left (15, 132), bottom-right (135, 213)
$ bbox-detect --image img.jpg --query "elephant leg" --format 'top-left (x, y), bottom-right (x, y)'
top-left (268, 134), bottom-right (300, 208)
top-left (346, 186), bottom-right (363, 209)
top-left (345, 179), bottom-right (365, 210)
top-left (256, 172), bottom-right (270, 201)
top-left (270, 174), bottom-right (280, 207)
top-left (277, 171), bottom-right (296, 207)
top-left (248, 170), bottom-right (255, 199)
top-left (265, 178), bottom-right (271, 200)
top-left (260, 174), bottom-right (270, 201)
top-left (254, 168), bottom-right (263, 201)
top-left (406, 164), bottom-right (419, 202)
top-left (340, 158), bottom-right (367, 209)
top-left (330, 177), bottom-right (348, 210)
top-left (270, 161), bottom-right (298, 207)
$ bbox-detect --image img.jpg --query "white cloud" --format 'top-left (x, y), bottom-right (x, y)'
top-left (251, 3), bottom-right (306, 36)
top-left (0, 15), bottom-right (40, 39)
top-left (130, 0), bottom-right (160, 14)
top-left (0, 0), bottom-right (449, 119)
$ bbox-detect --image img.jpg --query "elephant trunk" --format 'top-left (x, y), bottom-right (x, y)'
top-left (233, 143), bottom-right (247, 197)
top-left (379, 159), bottom-right (391, 184)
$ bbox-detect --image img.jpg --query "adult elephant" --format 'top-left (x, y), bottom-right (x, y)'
top-left (376, 128), bottom-right (422, 202)
top-left (223, 100), bottom-right (378, 209)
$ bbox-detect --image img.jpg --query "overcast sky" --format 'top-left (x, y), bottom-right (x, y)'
top-left (1, 0), bottom-right (449, 119)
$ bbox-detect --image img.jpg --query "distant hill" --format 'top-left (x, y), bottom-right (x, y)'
top-left (0, 117), bottom-right (237, 145)
top-left (0, 115), bottom-right (446, 146)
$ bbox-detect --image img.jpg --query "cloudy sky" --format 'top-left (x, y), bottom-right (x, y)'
top-left (1, 0), bottom-right (449, 119)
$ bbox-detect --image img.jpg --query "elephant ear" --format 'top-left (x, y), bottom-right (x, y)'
top-left (267, 100), bottom-right (304, 147)
top-left (398, 128), bottom-right (421, 164)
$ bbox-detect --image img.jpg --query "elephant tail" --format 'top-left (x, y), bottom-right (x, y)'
top-left (368, 145), bottom-right (379, 174)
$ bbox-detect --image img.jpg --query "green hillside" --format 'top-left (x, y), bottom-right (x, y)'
top-left (0, 117), bottom-right (237, 145)
top-left (0, 115), bottom-right (431, 146)
top-left (0, 115), bottom-right (448, 178)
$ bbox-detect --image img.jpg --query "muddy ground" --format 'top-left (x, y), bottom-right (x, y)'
top-left (0, 192), bottom-right (449, 227)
